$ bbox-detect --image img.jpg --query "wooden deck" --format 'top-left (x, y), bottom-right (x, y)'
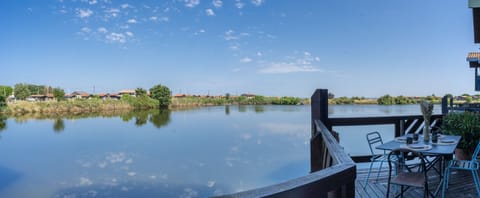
top-left (356, 162), bottom-right (479, 197)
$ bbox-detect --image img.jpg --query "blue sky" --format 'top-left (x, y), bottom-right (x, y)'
top-left (0, 0), bottom-right (478, 97)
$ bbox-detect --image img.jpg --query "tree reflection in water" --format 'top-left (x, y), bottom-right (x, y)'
top-left (2, 108), bottom-right (174, 132)
top-left (53, 118), bottom-right (65, 133)
top-left (149, 109), bottom-right (171, 128)
top-left (0, 114), bottom-right (6, 132)
top-left (134, 110), bottom-right (149, 127)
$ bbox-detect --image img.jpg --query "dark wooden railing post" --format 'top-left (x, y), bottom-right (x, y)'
top-left (311, 89), bottom-right (330, 172)
top-left (311, 89), bottom-right (330, 132)
top-left (442, 95), bottom-right (450, 115)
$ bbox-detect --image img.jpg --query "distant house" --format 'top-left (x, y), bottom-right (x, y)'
top-left (174, 94), bottom-right (187, 98)
top-left (69, 91), bottom-right (91, 99)
top-left (28, 94), bottom-right (54, 101)
top-left (241, 93), bottom-right (256, 99)
top-left (109, 93), bottom-right (121, 100)
top-left (118, 90), bottom-right (136, 97)
top-left (97, 93), bottom-right (110, 100)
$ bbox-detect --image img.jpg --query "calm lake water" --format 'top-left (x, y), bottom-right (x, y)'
top-left (0, 104), bottom-right (440, 197)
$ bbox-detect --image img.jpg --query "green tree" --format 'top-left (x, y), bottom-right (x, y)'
top-left (0, 86), bottom-right (13, 97)
top-left (377, 94), bottom-right (395, 105)
top-left (135, 88), bottom-right (147, 97)
top-left (149, 84), bottom-right (171, 109)
top-left (14, 83), bottom-right (31, 100)
top-left (252, 95), bottom-right (266, 104)
top-left (53, 88), bottom-right (65, 101)
top-left (0, 95), bottom-right (6, 110)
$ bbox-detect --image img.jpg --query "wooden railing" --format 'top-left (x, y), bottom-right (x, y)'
top-left (218, 88), bottom-right (456, 197)
top-left (215, 89), bottom-right (356, 198)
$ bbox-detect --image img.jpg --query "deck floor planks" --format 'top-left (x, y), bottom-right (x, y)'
top-left (356, 164), bottom-right (480, 197)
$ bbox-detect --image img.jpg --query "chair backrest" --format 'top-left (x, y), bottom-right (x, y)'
top-left (471, 141), bottom-right (480, 163)
top-left (366, 131), bottom-right (383, 155)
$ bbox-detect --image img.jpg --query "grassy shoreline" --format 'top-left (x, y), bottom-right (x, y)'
top-left (1, 95), bottom-right (471, 115)
top-left (1, 96), bottom-right (310, 114)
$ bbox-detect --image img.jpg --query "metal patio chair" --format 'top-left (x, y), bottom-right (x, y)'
top-left (442, 141), bottom-right (480, 197)
top-left (386, 148), bottom-right (433, 198)
top-left (364, 131), bottom-right (392, 187)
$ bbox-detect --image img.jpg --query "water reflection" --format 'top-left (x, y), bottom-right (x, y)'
top-left (225, 105), bottom-right (230, 115)
top-left (53, 119), bottom-right (65, 133)
top-left (4, 109), bottom-right (172, 133)
top-left (254, 105), bottom-right (264, 113)
top-left (149, 110), bottom-right (171, 128)
top-left (0, 114), bottom-right (6, 132)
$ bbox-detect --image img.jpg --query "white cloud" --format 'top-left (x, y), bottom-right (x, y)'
top-left (160, 16), bottom-right (169, 22)
top-left (240, 57), bottom-right (252, 63)
top-left (77, 9), bottom-right (93, 18)
top-left (150, 16), bottom-right (158, 21)
top-left (81, 0), bottom-right (97, 4)
top-left (205, 9), bottom-right (215, 16)
top-left (81, 27), bottom-right (91, 33)
top-left (104, 8), bottom-right (120, 17)
top-left (125, 31), bottom-right (134, 37)
top-left (121, 4), bottom-right (130, 9)
top-left (212, 0), bottom-right (222, 8)
top-left (79, 177), bottom-right (93, 186)
top-left (251, 0), bottom-right (264, 6)
top-left (224, 30), bottom-right (237, 40)
top-left (97, 27), bottom-right (108, 33)
top-left (127, 18), bottom-right (137, 24)
top-left (235, 0), bottom-right (245, 9)
top-left (185, 0), bottom-right (200, 8)
top-left (199, 29), bottom-right (206, 33)
top-left (259, 63), bottom-right (321, 73)
top-left (106, 32), bottom-right (126, 43)
top-left (257, 52), bottom-right (262, 56)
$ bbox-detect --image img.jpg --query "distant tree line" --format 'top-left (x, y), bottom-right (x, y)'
top-left (0, 83), bottom-right (172, 112)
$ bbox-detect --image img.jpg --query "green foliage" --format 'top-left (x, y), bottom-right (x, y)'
top-left (135, 88), bottom-right (147, 97)
top-left (336, 96), bottom-right (354, 104)
top-left (394, 95), bottom-right (414, 104)
top-left (252, 95), bottom-right (266, 104)
top-left (272, 96), bottom-right (301, 105)
top-left (150, 84), bottom-right (172, 109)
top-left (53, 88), bottom-right (65, 101)
top-left (121, 94), bottom-right (158, 109)
top-left (14, 84), bottom-right (31, 100)
top-left (0, 95), bottom-right (6, 110)
top-left (377, 94), bottom-right (395, 105)
top-left (0, 86), bottom-right (13, 97)
top-left (442, 112), bottom-right (480, 153)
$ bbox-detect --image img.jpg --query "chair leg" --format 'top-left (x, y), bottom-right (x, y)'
top-left (442, 168), bottom-right (450, 197)
top-left (472, 170), bottom-right (480, 196)
top-left (364, 161), bottom-right (375, 188)
top-left (376, 160), bottom-right (384, 181)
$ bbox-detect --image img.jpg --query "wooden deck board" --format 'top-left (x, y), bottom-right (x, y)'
top-left (356, 163), bottom-right (480, 197)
